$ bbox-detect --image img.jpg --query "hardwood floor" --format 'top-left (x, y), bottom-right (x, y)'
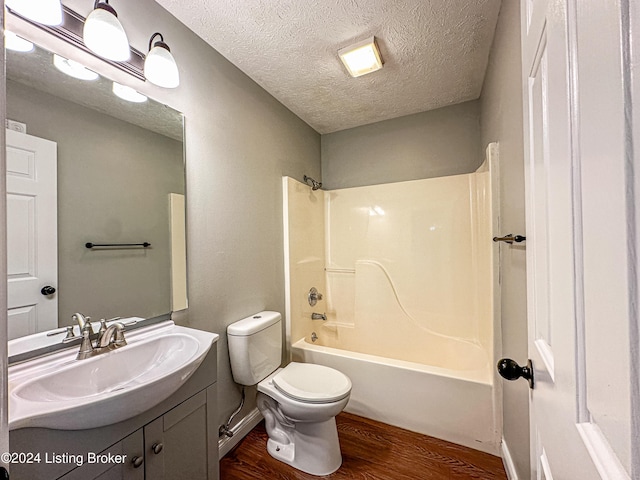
top-left (220, 413), bottom-right (508, 479)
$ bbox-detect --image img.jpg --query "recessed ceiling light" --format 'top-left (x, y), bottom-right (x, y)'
top-left (5, 31), bottom-right (34, 53)
top-left (112, 82), bottom-right (147, 103)
top-left (338, 36), bottom-right (383, 78)
top-left (53, 54), bottom-right (99, 81)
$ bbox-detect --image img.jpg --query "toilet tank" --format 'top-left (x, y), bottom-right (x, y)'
top-left (227, 311), bottom-right (282, 386)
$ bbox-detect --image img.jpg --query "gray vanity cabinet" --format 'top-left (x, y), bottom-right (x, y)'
top-left (58, 387), bottom-right (215, 480)
top-left (9, 343), bottom-right (218, 480)
top-left (144, 389), bottom-right (210, 479)
top-left (58, 430), bottom-right (144, 480)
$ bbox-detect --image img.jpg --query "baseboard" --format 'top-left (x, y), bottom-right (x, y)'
top-left (218, 408), bottom-right (263, 459)
top-left (501, 437), bottom-right (519, 480)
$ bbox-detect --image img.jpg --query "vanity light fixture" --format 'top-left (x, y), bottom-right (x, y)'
top-left (112, 82), bottom-right (147, 103)
top-left (53, 54), bottom-right (99, 81)
top-left (144, 33), bottom-right (180, 88)
top-left (5, 31), bottom-right (35, 53)
top-left (83, 0), bottom-right (130, 62)
top-left (5, 0), bottom-right (63, 26)
top-left (338, 36), bottom-right (383, 78)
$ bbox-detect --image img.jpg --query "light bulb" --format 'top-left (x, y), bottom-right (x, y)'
top-left (6, 0), bottom-right (62, 26)
top-left (53, 54), bottom-right (99, 81)
top-left (112, 82), bottom-right (147, 103)
top-left (83, 2), bottom-right (130, 62)
top-left (5, 31), bottom-right (34, 53)
top-left (144, 33), bottom-right (180, 89)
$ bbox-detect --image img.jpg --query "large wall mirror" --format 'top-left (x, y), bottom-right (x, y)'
top-left (6, 35), bottom-right (186, 342)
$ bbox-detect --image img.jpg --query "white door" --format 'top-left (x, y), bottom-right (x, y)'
top-left (6, 129), bottom-right (58, 339)
top-left (522, 0), bottom-right (638, 478)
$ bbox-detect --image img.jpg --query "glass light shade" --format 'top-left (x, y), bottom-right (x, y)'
top-left (53, 54), bottom-right (99, 81)
top-left (6, 0), bottom-right (62, 26)
top-left (112, 82), bottom-right (147, 103)
top-left (83, 5), bottom-right (130, 62)
top-left (144, 45), bottom-right (180, 88)
top-left (5, 31), bottom-right (35, 53)
top-left (338, 37), bottom-right (383, 78)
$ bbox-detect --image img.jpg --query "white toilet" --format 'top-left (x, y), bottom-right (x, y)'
top-left (227, 311), bottom-right (352, 476)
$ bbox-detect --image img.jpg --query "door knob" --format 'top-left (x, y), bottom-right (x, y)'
top-left (41, 285), bottom-right (56, 296)
top-left (152, 443), bottom-right (164, 454)
top-left (497, 358), bottom-right (534, 389)
top-left (131, 456), bottom-right (144, 468)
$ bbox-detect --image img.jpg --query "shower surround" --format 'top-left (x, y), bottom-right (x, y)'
top-left (283, 150), bottom-right (499, 453)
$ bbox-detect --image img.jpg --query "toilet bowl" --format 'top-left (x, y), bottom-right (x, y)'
top-left (256, 363), bottom-right (351, 475)
top-left (227, 312), bottom-right (352, 476)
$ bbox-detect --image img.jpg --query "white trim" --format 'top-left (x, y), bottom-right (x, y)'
top-left (282, 177), bottom-right (292, 361)
top-left (0, 6), bottom-right (9, 463)
top-left (540, 448), bottom-right (554, 480)
top-left (501, 437), bottom-right (519, 480)
top-left (576, 423), bottom-right (630, 480)
top-left (623, 0), bottom-right (640, 476)
top-left (218, 408), bottom-right (263, 459)
top-left (534, 338), bottom-right (555, 382)
top-left (488, 142), bottom-right (504, 460)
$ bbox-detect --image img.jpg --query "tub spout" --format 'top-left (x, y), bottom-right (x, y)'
top-left (311, 312), bottom-right (327, 321)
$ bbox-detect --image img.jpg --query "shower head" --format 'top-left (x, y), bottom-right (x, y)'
top-left (303, 175), bottom-right (322, 191)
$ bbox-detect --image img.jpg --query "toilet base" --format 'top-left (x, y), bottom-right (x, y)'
top-left (265, 416), bottom-right (342, 476)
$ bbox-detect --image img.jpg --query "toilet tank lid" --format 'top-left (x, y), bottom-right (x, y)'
top-left (227, 311), bottom-right (281, 336)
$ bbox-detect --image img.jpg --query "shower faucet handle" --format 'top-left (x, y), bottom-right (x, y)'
top-left (493, 234), bottom-right (526, 244)
top-left (308, 287), bottom-right (323, 306)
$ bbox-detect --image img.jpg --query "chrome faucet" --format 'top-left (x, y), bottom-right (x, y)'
top-left (311, 312), bottom-right (327, 321)
top-left (97, 323), bottom-right (127, 349)
top-left (76, 319), bottom-right (127, 360)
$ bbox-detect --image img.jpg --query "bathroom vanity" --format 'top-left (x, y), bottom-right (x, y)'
top-left (8, 330), bottom-right (219, 480)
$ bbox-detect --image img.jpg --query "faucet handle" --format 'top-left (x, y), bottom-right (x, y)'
top-left (77, 324), bottom-right (95, 360)
top-left (97, 319), bottom-right (108, 344)
top-left (61, 325), bottom-right (77, 344)
top-left (81, 318), bottom-right (93, 333)
top-left (113, 323), bottom-right (127, 347)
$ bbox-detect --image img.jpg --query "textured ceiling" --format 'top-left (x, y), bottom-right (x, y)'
top-left (155, 0), bottom-right (501, 134)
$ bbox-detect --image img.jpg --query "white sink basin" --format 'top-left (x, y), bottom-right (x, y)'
top-left (9, 322), bottom-right (218, 430)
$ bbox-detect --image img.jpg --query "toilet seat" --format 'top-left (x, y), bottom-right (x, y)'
top-left (272, 362), bottom-right (352, 404)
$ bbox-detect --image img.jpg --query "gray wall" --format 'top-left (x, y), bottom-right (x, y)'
top-left (480, 1), bottom-right (530, 477)
top-left (7, 80), bottom-right (184, 325)
top-left (77, 0), bottom-right (322, 433)
top-left (3, 2), bottom-right (531, 471)
top-left (321, 100), bottom-right (482, 189)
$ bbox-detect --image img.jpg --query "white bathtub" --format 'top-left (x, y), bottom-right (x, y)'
top-left (291, 337), bottom-right (500, 455)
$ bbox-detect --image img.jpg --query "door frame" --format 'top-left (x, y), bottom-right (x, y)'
top-left (1, 0), bottom-right (11, 474)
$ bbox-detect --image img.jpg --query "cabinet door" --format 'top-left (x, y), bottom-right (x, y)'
top-left (59, 430), bottom-right (144, 480)
top-left (144, 390), bottom-right (208, 480)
